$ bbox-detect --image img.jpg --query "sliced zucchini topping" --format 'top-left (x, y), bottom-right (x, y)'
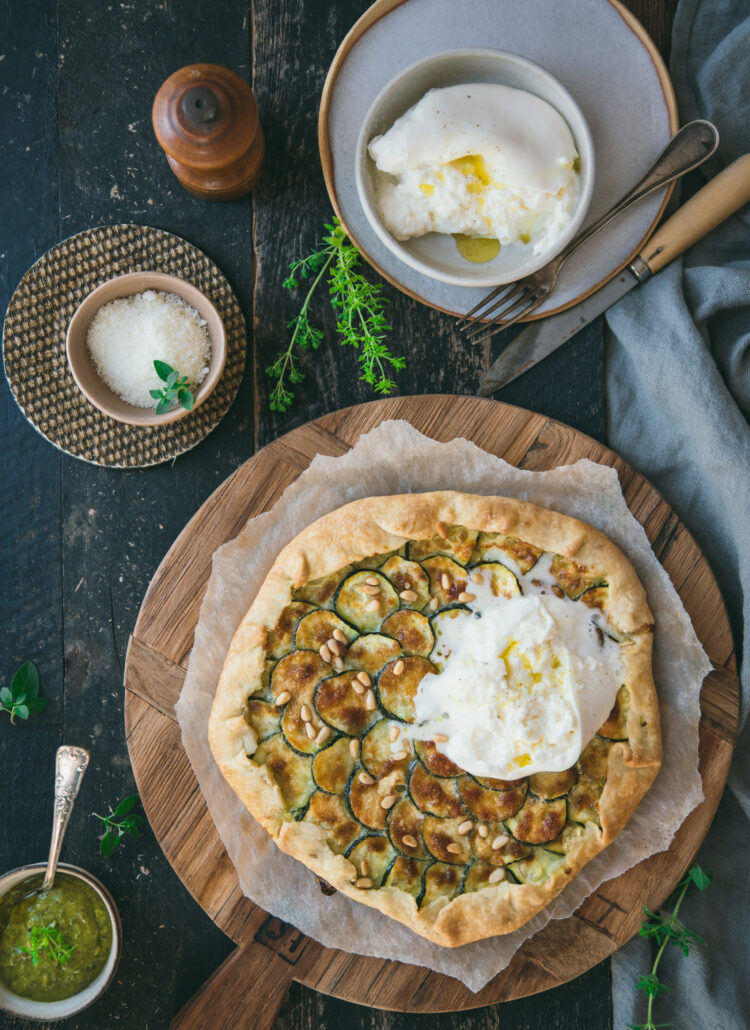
top-left (361, 719), bottom-right (409, 779)
top-left (379, 555), bottom-right (431, 609)
top-left (506, 846), bottom-right (566, 885)
top-left (464, 860), bottom-right (505, 893)
top-left (550, 554), bottom-right (607, 600)
top-left (577, 736), bottom-right (613, 783)
top-left (253, 734), bottom-right (315, 812)
top-left (598, 684), bottom-right (630, 740)
top-left (345, 634), bottom-right (402, 676)
top-left (469, 561), bottom-right (521, 599)
top-left (469, 532), bottom-right (543, 574)
top-left (458, 776), bottom-right (527, 821)
top-left (421, 555), bottom-right (471, 606)
top-left (377, 656), bottom-right (436, 722)
top-left (270, 650), bottom-right (329, 702)
top-left (422, 815), bottom-right (472, 865)
top-left (304, 791), bottom-right (362, 853)
top-left (470, 826), bottom-right (532, 866)
top-left (295, 609), bottom-right (357, 652)
top-left (420, 862), bottom-right (464, 908)
top-left (267, 601), bottom-right (316, 659)
top-left (505, 795), bottom-right (567, 844)
top-left (384, 856), bottom-right (429, 901)
top-left (334, 571), bottom-right (399, 632)
top-left (429, 605), bottom-right (473, 666)
top-left (413, 739), bottom-right (463, 778)
top-left (243, 698), bottom-right (281, 742)
top-left (312, 737), bottom-right (356, 794)
top-left (407, 525), bottom-right (478, 565)
top-left (295, 569), bottom-right (346, 608)
top-left (568, 779), bottom-right (602, 825)
top-left (347, 836), bottom-right (398, 887)
top-left (346, 769), bottom-right (389, 831)
top-left (409, 761), bottom-right (466, 818)
top-left (314, 672), bottom-right (380, 735)
top-left (388, 797), bottom-right (428, 859)
top-left (528, 768), bottom-right (577, 799)
top-left (381, 609), bottom-right (434, 657)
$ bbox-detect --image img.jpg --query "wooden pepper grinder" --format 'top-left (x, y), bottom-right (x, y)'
top-left (152, 63), bottom-right (265, 201)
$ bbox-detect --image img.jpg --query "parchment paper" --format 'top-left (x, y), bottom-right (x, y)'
top-left (175, 421), bottom-right (711, 992)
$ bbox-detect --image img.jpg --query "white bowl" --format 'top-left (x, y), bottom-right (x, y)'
top-left (355, 48), bottom-right (595, 288)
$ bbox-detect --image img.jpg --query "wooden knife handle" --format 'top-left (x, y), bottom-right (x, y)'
top-left (641, 154), bottom-right (750, 274)
top-left (169, 942), bottom-right (295, 1030)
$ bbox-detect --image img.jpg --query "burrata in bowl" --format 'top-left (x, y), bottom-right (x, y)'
top-left (355, 49), bottom-right (594, 287)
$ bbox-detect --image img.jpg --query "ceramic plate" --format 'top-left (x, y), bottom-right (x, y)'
top-left (319, 0), bottom-right (678, 319)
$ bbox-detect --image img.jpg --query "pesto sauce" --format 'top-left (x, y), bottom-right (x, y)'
top-left (0, 873), bottom-right (112, 1002)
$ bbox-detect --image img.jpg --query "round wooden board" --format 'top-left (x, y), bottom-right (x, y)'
top-left (124, 396), bottom-right (738, 1030)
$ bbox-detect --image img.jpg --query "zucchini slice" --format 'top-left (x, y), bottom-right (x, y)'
top-left (469, 532), bottom-right (542, 574)
top-left (470, 825), bottom-right (532, 866)
top-left (267, 601), bottom-right (316, 659)
top-left (381, 610), bottom-right (434, 658)
top-left (421, 555), bottom-right (471, 606)
top-left (303, 791), bottom-right (362, 853)
top-left (413, 739), bottom-right (462, 779)
top-left (597, 684), bottom-right (630, 740)
top-left (407, 525), bottom-right (478, 565)
top-left (506, 847), bottom-right (566, 885)
top-left (550, 554), bottom-right (606, 600)
top-left (346, 769), bottom-right (395, 831)
top-left (377, 656), bottom-right (436, 723)
top-left (361, 719), bottom-right (410, 779)
top-left (474, 773), bottom-right (525, 791)
top-left (346, 836), bottom-right (398, 887)
top-left (334, 571), bottom-right (399, 633)
top-left (294, 609), bottom-right (358, 652)
top-left (408, 762), bottom-right (466, 818)
top-left (544, 821), bottom-right (586, 854)
top-left (312, 737), bottom-right (356, 794)
top-left (242, 698), bottom-right (281, 743)
top-left (568, 779), bottom-right (602, 825)
top-left (345, 634), bottom-right (402, 676)
top-left (428, 605), bottom-right (473, 666)
top-left (384, 856), bottom-right (429, 902)
top-left (420, 862), bottom-right (464, 908)
top-left (270, 650), bottom-right (330, 702)
top-left (463, 861), bottom-right (506, 894)
top-left (379, 556), bottom-right (431, 609)
top-left (280, 697), bottom-right (329, 756)
top-left (253, 734), bottom-right (314, 813)
top-left (422, 815), bottom-right (472, 865)
top-left (469, 561), bottom-right (521, 599)
top-left (579, 585), bottom-right (609, 612)
top-left (294, 568), bottom-right (349, 608)
top-left (577, 736), bottom-right (613, 784)
top-left (458, 776), bottom-right (527, 821)
top-left (314, 672), bottom-right (380, 736)
top-left (506, 795), bottom-right (567, 844)
top-left (528, 768), bottom-right (576, 800)
top-left (387, 797), bottom-right (428, 860)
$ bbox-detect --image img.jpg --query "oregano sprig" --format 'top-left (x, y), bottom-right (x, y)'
top-left (150, 361), bottom-right (194, 414)
top-left (628, 864), bottom-right (712, 1030)
top-left (0, 661), bottom-right (47, 724)
top-left (93, 794), bottom-right (144, 857)
top-left (267, 218), bottom-right (405, 412)
top-left (20, 922), bottom-right (75, 967)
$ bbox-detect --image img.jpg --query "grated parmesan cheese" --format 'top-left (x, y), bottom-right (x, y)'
top-left (86, 290), bottom-right (211, 408)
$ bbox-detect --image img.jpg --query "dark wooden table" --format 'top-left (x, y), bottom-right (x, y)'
top-left (0, 0), bottom-right (677, 1026)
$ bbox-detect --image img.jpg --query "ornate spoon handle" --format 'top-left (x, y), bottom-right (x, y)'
top-left (42, 745), bottom-right (90, 891)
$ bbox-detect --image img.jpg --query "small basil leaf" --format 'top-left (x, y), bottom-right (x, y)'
top-left (25, 697), bottom-right (48, 714)
top-left (166, 370), bottom-right (179, 388)
top-left (0, 687), bottom-right (12, 705)
top-left (11, 661), bottom-right (39, 699)
top-left (15, 704), bottom-right (30, 721)
top-left (113, 794), bottom-right (139, 819)
top-left (149, 389), bottom-right (164, 399)
top-left (153, 360), bottom-right (173, 381)
top-left (155, 398), bottom-right (172, 415)
top-left (100, 831), bottom-right (119, 857)
top-left (689, 866), bottom-right (712, 891)
top-left (178, 389), bottom-right (194, 412)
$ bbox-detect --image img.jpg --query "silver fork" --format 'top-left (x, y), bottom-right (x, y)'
top-left (457, 119), bottom-right (719, 344)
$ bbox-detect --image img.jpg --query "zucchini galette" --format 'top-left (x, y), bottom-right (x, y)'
top-left (209, 492), bottom-right (661, 946)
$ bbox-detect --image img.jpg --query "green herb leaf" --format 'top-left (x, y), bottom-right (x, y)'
top-left (166, 369), bottom-right (179, 388)
top-left (0, 687), bottom-right (12, 705)
top-left (2, 661), bottom-right (46, 724)
top-left (154, 360), bottom-right (173, 382)
top-left (94, 794), bottom-right (143, 856)
top-left (11, 661), bottom-right (39, 699)
top-left (689, 866), bottom-right (712, 891)
top-left (113, 794), bottom-right (139, 820)
top-left (149, 388), bottom-right (164, 399)
top-left (155, 397), bottom-right (172, 415)
top-left (14, 704), bottom-right (30, 721)
top-left (178, 388), bottom-right (194, 412)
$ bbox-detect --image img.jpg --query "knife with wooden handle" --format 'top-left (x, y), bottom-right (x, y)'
top-left (478, 154), bottom-right (750, 395)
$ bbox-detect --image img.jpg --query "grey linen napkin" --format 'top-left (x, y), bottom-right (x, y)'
top-left (606, 1), bottom-right (750, 1027)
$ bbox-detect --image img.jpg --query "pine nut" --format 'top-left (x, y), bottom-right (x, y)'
top-left (332, 656), bottom-right (344, 671)
top-left (458, 820), bottom-right (473, 835)
top-left (365, 599), bottom-right (379, 612)
top-left (363, 583), bottom-right (381, 595)
top-left (380, 795), bottom-right (396, 809)
top-left (349, 739), bottom-right (360, 759)
top-left (359, 772), bottom-right (375, 785)
top-left (489, 868), bottom-right (506, 883)
top-left (429, 597), bottom-right (439, 611)
top-left (333, 628), bottom-right (347, 644)
top-left (440, 573), bottom-right (451, 591)
top-left (300, 704), bottom-right (312, 722)
top-left (399, 589), bottom-right (418, 602)
top-left (365, 576), bottom-right (379, 586)
top-left (458, 592), bottom-right (476, 603)
top-left (392, 750), bottom-right (408, 761)
top-left (319, 644), bottom-right (332, 663)
top-left (365, 689), bottom-right (376, 710)
top-left (433, 732), bottom-right (449, 743)
top-left (352, 680), bottom-right (365, 695)
top-left (389, 725), bottom-right (400, 742)
top-left (357, 671), bottom-right (372, 687)
top-left (274, 691), bottom-right (291, 706)
top-left (304, 722), bottom-right (316, 739)
top-left (327, 638), bottom-right (343, 655)
top-left (355, 877), bottom-right (373, 889)
top-left (393, 659), bottom-right (405, 675)
top-left (402, 834), bottom-right (418, 849)
top-left (492, 834), bottom-right (509, 850)
top-left (436, 521), bottom-right (448, 539)
top-left (446, 843), bottom-right (462, 854)
top-left (360, 860), bottom-right (368, 876)
top-left (316, 726), bottom-right (331, 745)
top-left (471, 571), bottom-right (484, 585)
top-left (477, 824), bottom-right (488, 839)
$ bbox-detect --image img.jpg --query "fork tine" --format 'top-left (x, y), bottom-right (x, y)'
top-left (456, 283), bottom-right (516, 327)
top-left (471, 291), bottom-right (547, 346)
top-left (463, 285), bottom-right (533, 341)
top-left (461, 283), bottom-right (530, 337)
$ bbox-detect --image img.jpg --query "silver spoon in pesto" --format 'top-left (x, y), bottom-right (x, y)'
top-left (41, 746), bottom-right (90, 891)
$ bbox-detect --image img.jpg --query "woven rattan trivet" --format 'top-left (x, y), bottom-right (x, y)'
top-left (2, 224), bottom-right (246, 467)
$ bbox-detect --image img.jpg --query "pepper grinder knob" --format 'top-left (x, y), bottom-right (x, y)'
top-left (152, 63), bottom-right (265, 201)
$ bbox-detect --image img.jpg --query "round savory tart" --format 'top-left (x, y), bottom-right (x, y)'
top-left (209, 492), bottom-right (661, 947)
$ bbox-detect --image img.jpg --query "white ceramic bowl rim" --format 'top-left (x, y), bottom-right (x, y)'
top-left (0, 862), bottom-right (121, 1021)
top-left (355, 47), bottom-right (595, 288)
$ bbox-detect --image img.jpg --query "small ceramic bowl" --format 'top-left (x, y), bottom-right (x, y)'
top-left (0, 863), bottom-right (121, 1022)
top-left (355, 48), bottom-right (595, 288)
top-left (66, 271), bottom-right (227, 426)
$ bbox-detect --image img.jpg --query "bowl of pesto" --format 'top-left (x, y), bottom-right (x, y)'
top-left (0, 863), bottom-right (121, 1020)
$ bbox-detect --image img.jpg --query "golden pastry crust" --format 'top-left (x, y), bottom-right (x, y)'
top-left (209, 491), bottom-right (661, 946)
